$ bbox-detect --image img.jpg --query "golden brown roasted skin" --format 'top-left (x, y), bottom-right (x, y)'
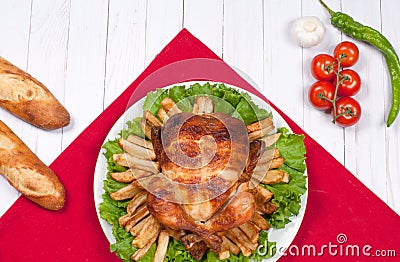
top-left (147, 112), bottom-right (259, 253)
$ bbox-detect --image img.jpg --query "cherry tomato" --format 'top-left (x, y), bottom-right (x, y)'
top-left (333, 69), bottom-right (361, 96)
top-left (331, 97), bottom-right (361, 127)
top-left (311, 54), bottom-right (338, 81)
top-left (308, 81), bottom-right (335, 110)
top-left (334, 41), bottom-right (359, 67)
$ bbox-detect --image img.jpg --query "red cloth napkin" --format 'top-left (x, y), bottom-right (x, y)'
top-left (0, 29), bottom-right (399, 261)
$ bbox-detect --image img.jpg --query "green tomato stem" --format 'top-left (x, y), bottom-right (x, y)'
top-left (332, 59), bottom-right (342, 124)
top-left (335, 107), bottom-right (357, 119)
top-left (319, 58), bottom-right (345, 124)
top-left (318, 93), bottom-right (335, 103)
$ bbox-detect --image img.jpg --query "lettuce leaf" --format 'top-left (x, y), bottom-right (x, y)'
top-left (141, 82), bottom-right (271, 125)
top-left (275, 127), bottom-right (306, 173)
top-left (232, 92), bottom-right (271, 125)
top-left (211, 84), bottom-right (242, 115)
top-left (99, 197), bottom-right (125, 226)
top-left (102, 139), bottom-right (126, 172)
top-left (187, 82), bottom-right (214, 97)
top-left (100, 138), bottom-right (135, 261)
top-left (110, 226), bottom-right (136, 262)
top-left (143, 88), bottom-right (168, 116)
top-left (211, 83), bottom-right (241, 107)
top-left (121, 117), bottom-right (145, 139)
top-left (138, 243), bottom-right (157, 262)
top-left (265, 127), bottom-right (307, 229)
top-left (168, 85), bottom-right (192, 112)
top-left (166, 239), bottom-right (196, 261)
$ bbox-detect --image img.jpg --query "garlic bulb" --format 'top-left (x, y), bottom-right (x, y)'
top-left (291, 16), bottom-right (326, 48)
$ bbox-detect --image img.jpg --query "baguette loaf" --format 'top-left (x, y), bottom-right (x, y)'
top-left (0, 120), bottom-right (65, 210)
top-left (0, 56), bottom-right (70, 130)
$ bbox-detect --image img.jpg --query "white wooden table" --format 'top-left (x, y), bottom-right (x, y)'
top-left (1, 0), bottom-right (399, 218)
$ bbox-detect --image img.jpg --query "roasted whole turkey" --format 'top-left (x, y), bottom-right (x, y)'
top-left (148, 112), bottom-right (256, 253)
top-left (110, 96), bottom-right (289, 261)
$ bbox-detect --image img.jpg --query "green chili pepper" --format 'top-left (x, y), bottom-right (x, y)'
top-left (384, 56), bottom-right (400, 126)
top-left (318, 0), bottom-right (400, 127)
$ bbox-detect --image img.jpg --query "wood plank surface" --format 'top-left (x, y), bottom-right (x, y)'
top-left (0, 0), bottom-right (32, 217)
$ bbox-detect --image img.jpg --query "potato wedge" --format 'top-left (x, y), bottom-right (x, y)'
top-left (248, 125), bottom-right (275, 141)
top-left (118, 213), bottom-right (132, 227)
top-left (125, 205), bottom-right (150, 232)
top-left (132, 216), bottom-right (161, 248)
top-left (131, 231), bottom-right (159, 261)
top-left (222, 236), bottom-right (240, 255)
top-left (127, 190), bottom-right (147, 215)
top-left (246, 117), bottom-right (273, 133)
top-left (258, 170), bottom-right (289, 185)
top-left (257, 201), bottom-right (278, 215)
top-left (112, 153), bottom-right (159, 173)
top-left (282, 172), bottom-right (289, 183)
top-left (110, 182), bottom-right (142, 201)
top-left (153, 230), bottom-right (169, 262)
top-left (126, 134), bottom-right (153, 150)
top-left (132, 169), bottom-right (155, 180)
top-left (258, 148), bottom-right (279, 164)
top-left (113, 153), bottom-right (129, 167)
top-left (218, 249), bottom-right (230, 260)
top-left (119, 138), bottom-right (156, 160)
top-left (259, 133), bottom-right (281, 147)
top-left (224, 229), bottom-right (252, 257)
top-left (130, 215), bottom-right (151, 236)
top-left (254, 157), bottom-right (285, 174)
top-left (160, 97), bottom-right (182, 116)
top-left (144, 110), bottom-right (163, 127)
top-left (193, 96), bottom-right (214, 114)
top-left (140, 118), bottom-right (152, 139)
top-left (255, 185), bottom-right (274, 203)
top-left (239, 222), bottom-right (260, 244)
top-left (232, 227), bottom-right (258, 250)
top-left (111, 168), bottom-right (154, 184)
top-left (157, 108), bottom-right (169, 123)
top-left (270, 157), bottom-right (285, 169)
top-left (249, 212), bottom-right (270, 230)
top-left (110, 169), bottom-right (135, 183)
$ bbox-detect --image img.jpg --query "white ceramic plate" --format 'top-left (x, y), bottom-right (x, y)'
top-left (93, 81), bottom-right (308, 261)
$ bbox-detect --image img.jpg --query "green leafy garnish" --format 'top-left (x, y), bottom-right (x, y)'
top-left (110, 226), bottom-right (136, 262)
top-left (169, 85), bottom-right (192, 112)
top-left (121, 117), bottom-right (145, 139)
top-left (187, 82), bottom-right (214, 97)
top-left (166, 239), bottom-right (196, 261)
top-left (138, 243), bottom-right (157, 262)
top-left (142, 83), bottom-right (270, 125)
top-left (265, 127), bottom-right (307, 229)
top-left (143, 88), bottom-right (168, 116)
top-left (102, 139), bottom-right (126, 173)
top-left (211, 84), bottom-right (242, 115)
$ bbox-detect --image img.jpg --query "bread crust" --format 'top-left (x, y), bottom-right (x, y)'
top-left (0, 121), bottom-right (65, 210)
top-left (0, 56), bottom-right (70, 130)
